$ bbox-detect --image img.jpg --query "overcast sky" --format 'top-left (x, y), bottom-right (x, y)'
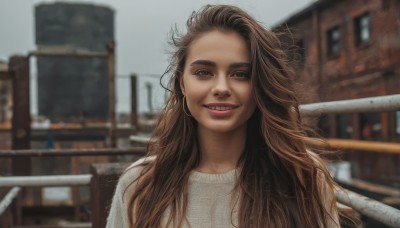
top-left (0, 0), bottom-right (313, 114)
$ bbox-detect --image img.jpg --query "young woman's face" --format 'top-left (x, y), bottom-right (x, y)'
top-left (181, 30), bottom-right (256, 134)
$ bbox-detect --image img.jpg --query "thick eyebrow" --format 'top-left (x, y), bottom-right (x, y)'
top-left (190, 60), bottom-right (216, 67)
top-left (229, 62), bottom-right (250, 69)
top-left (190, 60), bottom-right (250, 69)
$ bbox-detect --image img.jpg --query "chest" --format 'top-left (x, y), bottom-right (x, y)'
top-left (164, 181), bottom-right (239, 228)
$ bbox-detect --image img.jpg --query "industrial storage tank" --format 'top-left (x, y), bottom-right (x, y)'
top-left (35, 2), bottom-right (114, 121)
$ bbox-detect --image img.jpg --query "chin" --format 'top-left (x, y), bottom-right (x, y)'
top-left (200, 122), bottom-right (246, 134)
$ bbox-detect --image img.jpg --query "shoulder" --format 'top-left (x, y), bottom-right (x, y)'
top-left (117, 156), bottom-right (156, 193)
top-left (106, 156), bottom-right (155, 228)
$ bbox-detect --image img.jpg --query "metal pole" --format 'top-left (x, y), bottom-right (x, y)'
top-left (131, 74), bottom-right (138, 130)
top-left (0, 175), bottom-right (92, 187)
top-left (12, 222), bottom-right (92, 228)
top-left (129, 135), bottom-right (151, 144)
top-left (0, 187), bottom-right (21, 215)
top-left (336, 188), bottom-right (400, 227)
top-left (10, 55), bottom-right (31, 176)
top-left (90, 163), bottom-right (132, 228)
top-left (106, 42), bottom-right (117, 148)
top-left (0, 147), bottom-right (146, 157)
top-left (29, 51), bottom-right (107, 58)
top-left (146, 82), bottom-right (153, 114)
top-left (308, 138), bottom-right (400, 154)
top-left (300, 94), bottom-right (400, 115)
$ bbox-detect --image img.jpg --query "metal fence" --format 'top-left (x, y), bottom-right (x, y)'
top-left (1, 94), bottom-right (400, 227)
top-left (1, 173), bottom-right (400, 227)
top-left (0, 187), bottom-right (20, 215)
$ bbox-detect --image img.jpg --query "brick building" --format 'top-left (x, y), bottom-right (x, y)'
top-left (276, 0), bottom-right (400, 182)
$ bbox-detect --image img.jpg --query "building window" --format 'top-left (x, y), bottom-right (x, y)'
top-left (360, 113), bottom-right (381, 141)
top-left (327, 26), bottom-right (340, 56)
top-left (317, 114), bottom-right (331, 138)
top-left (354, 13), bottom-right (371, 46)
top-left (337, 114), bottom-right (352, 139)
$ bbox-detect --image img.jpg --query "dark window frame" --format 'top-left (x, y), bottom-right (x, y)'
top-left (354, 12), bottom-right (371, 47)
top-left (327, 26), bottom-right (341, 57)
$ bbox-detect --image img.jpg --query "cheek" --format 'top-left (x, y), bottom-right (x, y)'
top-left (183, 77), bottom-right (208, 98)
top-left (240, 84), bottom-right (255, 105)
top-left (183, 82), bottom-right (206, 111)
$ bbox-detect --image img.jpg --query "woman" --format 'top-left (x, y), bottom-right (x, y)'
top-left (107, 5), bottom-right (340, 228)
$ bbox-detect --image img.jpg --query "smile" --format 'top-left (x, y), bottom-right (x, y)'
top-left (206, 106), bottom-right (234, 111)
top-left (203, 103), bottom-right (239, 111)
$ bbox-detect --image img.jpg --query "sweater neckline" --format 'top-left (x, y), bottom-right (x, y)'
top-left (189, 168), bottom-right (238, 183)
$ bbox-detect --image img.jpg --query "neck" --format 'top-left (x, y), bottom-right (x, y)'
top-left (196, 125), bottom-right (247, 174)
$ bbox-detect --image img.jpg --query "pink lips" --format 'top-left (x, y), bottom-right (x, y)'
top-left (204, 103), bottom-right (239, 117)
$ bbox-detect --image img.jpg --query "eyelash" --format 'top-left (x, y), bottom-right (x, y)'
top-left (194, 69), bottom-right (212, 77)
top-left (192, 69), bottom-right (250, 80)
top-left (231, 71), bottom-right (250, 79)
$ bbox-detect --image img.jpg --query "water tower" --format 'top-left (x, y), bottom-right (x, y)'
top-left (35, 2), bottom-right (114, 121)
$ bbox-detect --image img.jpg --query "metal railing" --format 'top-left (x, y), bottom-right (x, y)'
top-left (309, 138), bottom-right (400, 154)
top-left (299, 94), bottom-right (400, 115)
top-left (0, 187), bottom-right (20, 215)
top-left (1, 94), bottom-right (400, 227)
top-left (1, 174), bottom-right (400, 227)
top-left (0, 147), bottom-right (146, 157)
top-left (0, 175), bottom-right (91, 187)
top-left (336, 188), bottom-right (400, 227)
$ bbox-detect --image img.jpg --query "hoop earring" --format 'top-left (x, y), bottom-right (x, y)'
top-left (183, 96), bottom-right (192, 117)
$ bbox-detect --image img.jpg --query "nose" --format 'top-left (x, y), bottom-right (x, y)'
top-left (211, 74), bottom-right (231, 98)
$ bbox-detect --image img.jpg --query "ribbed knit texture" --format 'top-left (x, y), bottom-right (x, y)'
top-left (106, 157), bottom-right (239, 228)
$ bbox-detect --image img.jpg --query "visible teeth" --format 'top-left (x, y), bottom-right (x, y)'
top-left (208, 106), bottom-right (233, 111)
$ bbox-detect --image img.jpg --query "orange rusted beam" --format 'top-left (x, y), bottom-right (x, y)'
top-left (308, 138), bottom-right (400, 154)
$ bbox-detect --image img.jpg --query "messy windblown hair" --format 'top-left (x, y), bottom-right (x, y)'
top-left (126, 5), bottom-right (339, 228)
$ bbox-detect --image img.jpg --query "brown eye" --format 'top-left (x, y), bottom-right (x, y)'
top-left (194, 69), bottom-right (212, 77)
top-left (231, 71), bottom-right (250, 79)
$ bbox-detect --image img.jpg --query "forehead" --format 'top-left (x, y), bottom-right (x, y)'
top-left (185, 30), bottom-right (250, 65)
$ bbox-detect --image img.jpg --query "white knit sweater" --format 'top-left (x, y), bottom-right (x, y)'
top-left (106, 157), bottom-right (339, 228)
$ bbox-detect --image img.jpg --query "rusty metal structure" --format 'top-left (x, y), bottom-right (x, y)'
top-left (29, 45), bottom-right (117, 148)
top-left (0, 147), bottom-right (145, 157)
top-left (6, 44), bottom-right (118, 178)
top-left (35, 2), bottom-right (114, 121)
top-left (275, 0), bottom-right (400, 184)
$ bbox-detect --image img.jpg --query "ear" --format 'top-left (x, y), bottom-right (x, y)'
top-left (179, 74), bottom-right (186, 96)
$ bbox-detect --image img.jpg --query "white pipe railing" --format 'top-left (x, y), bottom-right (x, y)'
top-left (300, 94), bottom-right (400, 115)
top-left (0, 187), bottom-right (20, 215)
top-left (1, 176), bottom-right (400, 226)
top-left (0, 175), bottom-right (91, 187)
top-left (337, 188), bottom-right (400, 227)
top-left (129, 135), bottom-right (153, 144)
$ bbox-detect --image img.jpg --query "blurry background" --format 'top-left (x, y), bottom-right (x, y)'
top-left (0, 0), bottom-right (311, 115)
top-left (1, 0), bottom-right (400, 227)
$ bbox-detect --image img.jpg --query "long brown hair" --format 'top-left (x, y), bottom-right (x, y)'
top-left (126, 5), bottom-right (338, 227)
